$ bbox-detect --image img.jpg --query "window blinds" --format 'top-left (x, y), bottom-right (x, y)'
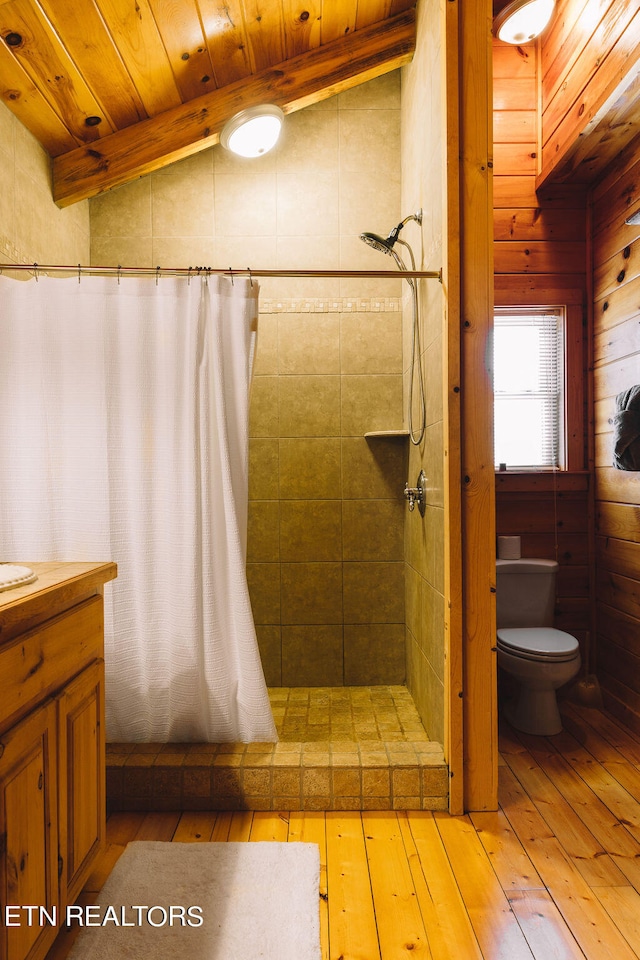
top-left (493, 308), bottom-right (564, 469)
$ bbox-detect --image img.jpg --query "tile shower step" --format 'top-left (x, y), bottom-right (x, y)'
top-left (106, 739), bottom-right (448, 812)
top-left (106, 686), bottom-right (449, 812)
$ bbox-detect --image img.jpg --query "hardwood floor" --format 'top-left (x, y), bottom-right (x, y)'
top-left (47, 700), bottom-right (640, 959)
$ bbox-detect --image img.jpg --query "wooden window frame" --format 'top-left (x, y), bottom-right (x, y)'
top-left (494, 285), bottom-right (586, 472)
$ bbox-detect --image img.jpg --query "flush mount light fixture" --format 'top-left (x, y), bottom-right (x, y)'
top-left (493, 0), bottom-right (555, 44)
top-left (220, 104), bottom-right (284, 158)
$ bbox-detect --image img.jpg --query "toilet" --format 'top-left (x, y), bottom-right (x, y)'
top-left (496, 558), bottom-right (581, 736)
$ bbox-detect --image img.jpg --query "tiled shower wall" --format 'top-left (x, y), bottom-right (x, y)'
top-left (0, 100), bottom-right (89, 266)
top-left (88, 74), bottom-right (409, 688)
top-left (401, 0), bottom-right (446, 743)
top-left (249, 295), bottom-right (407, 686)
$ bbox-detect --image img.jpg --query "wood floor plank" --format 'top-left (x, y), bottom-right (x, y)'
top-left (133, 812), bottom-right (181, 841)
top-left (172, 811), bottom-right (217, 842)
top-left (524, 729), bottom-right (640, 843)
top-left (227, 811), bottom-right (253, 841)
top-left (470, 808), bottom-right (544, 892)
top-left (601, 760), bottom-right (640, 808)
top-left (288, 812), bottom-right (329, 960)
top-left (105, 811), bottom-right (146, 843)
top-left (401, 811), bottom-right (484, 960)
top-left (499, 765), bottom-right (639, 960)
top-left (325, 811), bottom-right (381, 960)
top-left (503, 747), bottom-right (627, 886)
top-left (363, 812), bottom-right (432, 958)
top-left (434, 812), bottom-right (535, 960)
top-left (593, 886), bottom-right (640, 954)
top-left (561, 705), bottom-right (640, 802)
top-left (549, 731), bottom-right (640, 843)
top-left (210, 811), bottom-right (233, 841)
top-left (516, 730), bottom-right (640, 889)
top-left (567, 755), bottom-right (640, 837)
top-left (568, 703), bottom-right (640, 766)
top-left (508, 890), bottom-right (587, 960)
top-left (551, 725), bottom-right (632, 772)
top-left (561, 703), bottom-right (629, 763)
top-left (498, 721), bottom-right (531, 757)
top-left (249, 811), bottom-right (290, 841)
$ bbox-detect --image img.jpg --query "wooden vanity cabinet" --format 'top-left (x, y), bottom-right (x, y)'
top-left (0, 562), bottom-right (116, 960)
top-left (57, 659), bottom-right (106, 907)
top-left (0, 699), bottom-right (59, 960)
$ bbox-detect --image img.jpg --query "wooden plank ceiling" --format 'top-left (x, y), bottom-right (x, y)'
top-left (0, 0), bottom-right (416, 205)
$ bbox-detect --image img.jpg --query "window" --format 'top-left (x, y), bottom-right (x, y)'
top-left (493, 307), bottom-right (564, 470)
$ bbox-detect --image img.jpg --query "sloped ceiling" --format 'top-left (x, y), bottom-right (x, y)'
top-left (0, 1), bottom-right (417, 206)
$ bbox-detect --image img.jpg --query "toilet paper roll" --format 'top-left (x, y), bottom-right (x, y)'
top-left (498, 535), bottom-right (521, 560)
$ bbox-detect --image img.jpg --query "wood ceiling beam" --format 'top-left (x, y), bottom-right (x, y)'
top-left (52, 8), bottom-right (416, 207)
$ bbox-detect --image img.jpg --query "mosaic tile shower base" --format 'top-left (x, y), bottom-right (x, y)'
top-left (106, 686), bottom-right (448, 813)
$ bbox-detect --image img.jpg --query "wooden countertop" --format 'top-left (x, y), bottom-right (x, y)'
top-left (0, 560), bottom-right (117, 644)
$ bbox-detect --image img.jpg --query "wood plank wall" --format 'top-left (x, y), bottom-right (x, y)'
top-left (538, 0), bottom-right (640, 186)
top-left (493, 37), bottom-right (591, 651)
top-left (591, 133), bottom-right (640, 734)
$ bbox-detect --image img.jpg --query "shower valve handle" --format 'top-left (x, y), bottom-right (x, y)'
top-left (404, 471), bottom-right (427, 517)
top-left (404, 483), bottom-right (421, 511)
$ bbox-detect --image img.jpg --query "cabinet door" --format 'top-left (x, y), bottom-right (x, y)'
top-left (0, 700), bottom-right (59, 960)
top-left (56, 660), bottom-right (105, 908)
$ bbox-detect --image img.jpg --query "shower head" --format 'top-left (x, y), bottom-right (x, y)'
top-left (359, 210), bottom-right (423, 257)
top-left (360, 231), bottom-right (395, 256)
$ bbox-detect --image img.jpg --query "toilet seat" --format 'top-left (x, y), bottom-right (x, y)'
top-left (497, 627), bottom-right (579, 663)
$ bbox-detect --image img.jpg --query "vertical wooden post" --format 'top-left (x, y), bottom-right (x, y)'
top-left (458, 0), bottom-right (498, 810)
top-left (442, 0), bottom-right (464, 815)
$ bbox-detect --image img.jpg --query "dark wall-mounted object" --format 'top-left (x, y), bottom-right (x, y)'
top-left (613, 385), bottom-right (640, 471)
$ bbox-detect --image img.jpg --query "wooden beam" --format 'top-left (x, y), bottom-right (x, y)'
top-left (52, 9), bottom-right (416, 207)
top-left (459, 0), bottom-right (497, 812)
top-left (443, 0), bottom-right (464, 818)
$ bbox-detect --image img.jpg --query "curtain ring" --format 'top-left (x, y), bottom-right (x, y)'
top-left (155, 265), bottom-right (161, 286)
top-left (33, 262), bottom-right (39, 281)
top-left (117, 264), bottom-right (122, 285)
top-left (187, 266), bottom-right (192, 285)
top-left (248, 267), bottom-right (253, 287)
top-left (229, 267), bottom-right (234, 286)
top-left (78, 263), bottom-right (82, 283)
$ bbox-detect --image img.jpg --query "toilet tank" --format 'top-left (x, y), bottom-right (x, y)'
top-left (496, 558), bottom-right (558, 628)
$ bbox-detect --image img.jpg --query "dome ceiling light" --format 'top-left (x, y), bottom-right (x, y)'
top-left (493, 0), bottom-right (555, 44)
top-left (220, 104), bottom-right (284, 158)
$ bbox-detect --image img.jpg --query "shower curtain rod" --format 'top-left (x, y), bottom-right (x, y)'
top-left (0, 262), bottom-right (442, 281)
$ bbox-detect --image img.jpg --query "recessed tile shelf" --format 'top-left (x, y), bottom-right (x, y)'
top-left (364, 430), bottom-right (409, 438)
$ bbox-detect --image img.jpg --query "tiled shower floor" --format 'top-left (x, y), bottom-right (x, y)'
top-left (106, 685), bottom-right (448, 812)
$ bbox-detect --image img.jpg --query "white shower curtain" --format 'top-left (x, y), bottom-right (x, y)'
top-left (0, 273), bottom-right (277, 743)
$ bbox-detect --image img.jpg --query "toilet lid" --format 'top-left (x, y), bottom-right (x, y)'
top-left (497, 627), bottom-right (579, 661)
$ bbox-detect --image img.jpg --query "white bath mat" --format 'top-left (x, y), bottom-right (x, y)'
top-left (66, 840), bottom-right (321, 960)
